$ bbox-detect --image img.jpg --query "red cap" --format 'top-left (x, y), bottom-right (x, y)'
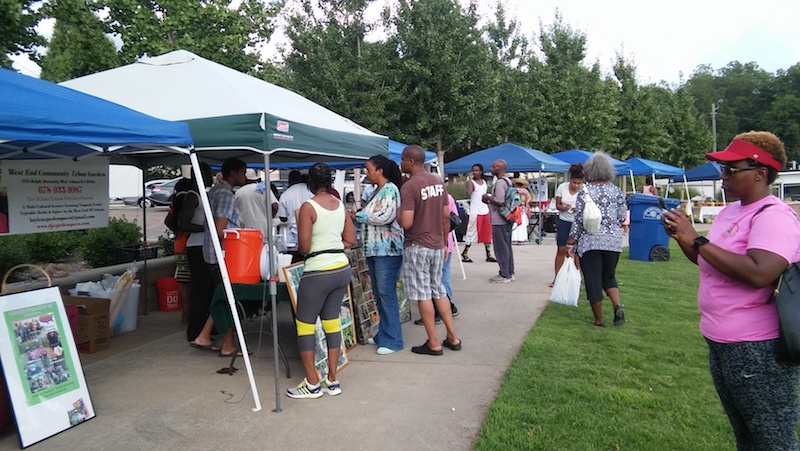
top-left (706, 139), bottom-right (783, 170)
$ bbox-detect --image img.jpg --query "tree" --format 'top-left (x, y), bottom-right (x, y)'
top-left (649, 84), bottom-right (712, 168)
top-left (281, 0), bottom-right (399, 134)
top-left (39, 0), bottom-right (119, 82)
top-left (0, 0), bottom-right (43, 69)
top-left (527, 13), bottom-right (619, 154)
top-left (612, 55), bottom-right (668, 160)
top-left (103, 0), bottom-right (282, 73)
top-left (382, 0), bottom-right (497, 157)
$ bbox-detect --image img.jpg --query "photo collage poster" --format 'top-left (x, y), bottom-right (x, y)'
top-left (0, 287), bottom-right (94, 448)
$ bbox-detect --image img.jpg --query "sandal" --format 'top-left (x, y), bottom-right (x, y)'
top-left (548, 281), bottom-right (555, 288)
top-left (461, 255), bottom-right (473, 263)
top-left (486, 256), bottom-right (497, 262)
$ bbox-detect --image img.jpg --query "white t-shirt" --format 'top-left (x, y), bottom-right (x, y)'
top-left (555, 182), bottom-right (579, 222)
top-left (468, 179), bottom-right (489, 215)
top-left (235, 183), bottom-right (279, 238)
top-left (277, 183), bottom-right (313, 242)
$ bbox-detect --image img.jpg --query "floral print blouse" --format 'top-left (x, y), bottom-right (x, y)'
top-left (355, 182), bottom-right (404, 257)
top-left (569, 182), bottom-right (626, 257)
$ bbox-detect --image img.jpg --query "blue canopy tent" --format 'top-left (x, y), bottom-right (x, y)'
top-left (444, 142), bottom-right (570, 173)
top-left (624, 157), bottom-right (684, 194)
top-left (445, 143), bottom-right (569, 245)
top-left (551, 149), bottom-right (630, 176)
top-left (670, 162), bottom-right (721, 182)
top-left (669, 161), bottom-right (726, 205)
top-left (0, 68), bottom-right (192, 161)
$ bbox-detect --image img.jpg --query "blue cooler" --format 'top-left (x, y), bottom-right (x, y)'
top-left (628, 194), bottom-right (680, 261)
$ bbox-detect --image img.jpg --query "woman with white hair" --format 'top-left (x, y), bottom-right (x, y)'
top-left (566, 152), bottom-right (627, 327)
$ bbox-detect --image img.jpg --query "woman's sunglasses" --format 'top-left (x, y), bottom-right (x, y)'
top-left (720, 164), bottom-right (761, 176)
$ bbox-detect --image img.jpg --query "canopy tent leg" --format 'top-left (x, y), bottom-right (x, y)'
top-left (451, 231), bottom-right (466, 280)
top-left (189, 153), bottom-right (262, 413)
top-left (263, 153), bottom-right (282, 413)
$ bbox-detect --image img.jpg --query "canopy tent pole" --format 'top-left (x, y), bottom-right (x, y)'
top-left (189, 152), bottom-right (262, 412)
top-left (683, 175), bottom-right (695, 225)
top-left (629, 170), bottom-right (637, 194)
top-left (139, 156), bottom-right (150, 314)
top-left (538, 168), bottom-right (544, 245)
top-left (438, 165), bottom-right (465, 279)
top-left (263, 152), bottom-right (282, 413)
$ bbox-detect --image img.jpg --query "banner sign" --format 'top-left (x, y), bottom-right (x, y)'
top-left (0, 159), bottom-right (109, 235)
top-left (0, 287), bottom-right (95, 448)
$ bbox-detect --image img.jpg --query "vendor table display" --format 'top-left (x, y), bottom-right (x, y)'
top-left (347, 247), bottom-right (411, 345)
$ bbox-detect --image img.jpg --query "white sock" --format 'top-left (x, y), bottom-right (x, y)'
top-left (305, 378), bottom-right (320, 389)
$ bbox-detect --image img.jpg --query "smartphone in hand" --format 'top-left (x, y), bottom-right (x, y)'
top-left (657, 197), bottom-right (667, 210)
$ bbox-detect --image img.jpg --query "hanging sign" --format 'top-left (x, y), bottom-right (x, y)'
top-left (0, 159), bottom-right (109, 235)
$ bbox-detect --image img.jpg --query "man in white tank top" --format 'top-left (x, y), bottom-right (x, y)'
top-left (461, 164), bottom-right (496, 263)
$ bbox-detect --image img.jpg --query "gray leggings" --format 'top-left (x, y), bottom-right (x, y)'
top-left (706, 337), bottom-right (800, 451)
top-left (295, 265), bottom-right (352, 352)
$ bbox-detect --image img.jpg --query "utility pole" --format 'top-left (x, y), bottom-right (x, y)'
top-left (711, 99), bottom-right (723, 151)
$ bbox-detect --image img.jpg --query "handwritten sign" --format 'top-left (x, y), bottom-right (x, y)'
top-left (0, 159), bottom-right (109, 235)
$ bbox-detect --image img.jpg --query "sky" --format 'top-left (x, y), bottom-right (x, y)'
top-left (12, 0), bottom-right (800, 85)
top-left (464, 0), bottom-right (800, 84)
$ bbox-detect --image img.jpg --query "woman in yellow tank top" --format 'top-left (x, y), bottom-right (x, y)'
top-left (287, 163), bottom-right (356, 399)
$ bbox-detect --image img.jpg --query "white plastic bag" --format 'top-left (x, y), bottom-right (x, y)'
top-left (582, 187), bottom-right (601, 234)
top-left (550, 257), bottom-right (581, 307)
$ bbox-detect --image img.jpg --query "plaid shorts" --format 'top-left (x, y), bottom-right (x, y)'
top-left (402, 243), bottom-right (446, 301)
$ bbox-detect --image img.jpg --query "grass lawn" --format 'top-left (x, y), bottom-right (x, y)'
top-left (475, 241), bottom-right (742, 450)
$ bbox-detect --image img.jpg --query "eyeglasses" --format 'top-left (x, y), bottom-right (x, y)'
top-left (720, 165), bottom-right (761, 176)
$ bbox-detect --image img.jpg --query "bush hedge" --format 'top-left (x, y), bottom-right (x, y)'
top-left (0, 217), bottom-right (145, 279)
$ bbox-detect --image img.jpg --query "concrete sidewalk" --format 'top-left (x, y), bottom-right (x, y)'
top-left (1, 239), bottom-right (559, 451)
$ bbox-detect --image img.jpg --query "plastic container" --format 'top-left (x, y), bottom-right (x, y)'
top-left (223, 228), bottom-right (263, 284)
top-left (628, 194), bottom-right (680, 262)
top-left (156, 277), bottom-right (181, 312)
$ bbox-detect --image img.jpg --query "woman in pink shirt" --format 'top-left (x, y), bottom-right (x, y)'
top-left (663, 131), bottom-right (800, 450)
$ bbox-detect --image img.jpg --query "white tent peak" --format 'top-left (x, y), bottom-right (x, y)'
top-left (62, 49), bottom-right (380, 136)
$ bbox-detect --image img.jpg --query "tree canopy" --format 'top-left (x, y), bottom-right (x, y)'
top-left (5, 0), bottom-right (799, 168)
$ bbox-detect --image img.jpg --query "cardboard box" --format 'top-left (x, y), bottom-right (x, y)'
top-left (62, 296), bottom-right (111, 354)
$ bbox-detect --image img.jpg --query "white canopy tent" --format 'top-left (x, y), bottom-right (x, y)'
top-left (62, 50), bottom-right (389, 413)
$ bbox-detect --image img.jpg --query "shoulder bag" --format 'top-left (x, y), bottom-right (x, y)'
top-left (581, 186), bottom-right (602, 234)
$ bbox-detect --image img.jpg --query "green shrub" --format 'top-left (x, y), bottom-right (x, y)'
top-left (0, 235), bottom-right (32, 281)
top-left (24, 230), bottom-right (87, 262)
top-left (157, 231), bottom-right (175, 256)
top-left (81, 217), bottom-right (142, 267)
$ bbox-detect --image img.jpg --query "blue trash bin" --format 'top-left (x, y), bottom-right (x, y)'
top-left (628, 194), bottom-right (680, 261)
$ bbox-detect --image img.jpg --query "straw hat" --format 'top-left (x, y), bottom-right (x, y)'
top-left (511, 177), bottom-right (529, 188)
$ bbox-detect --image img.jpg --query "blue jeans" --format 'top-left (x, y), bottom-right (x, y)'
top-left (367, 256), bottom-right (404, 351)
top-left (442, 252), bottom-right (453, 300)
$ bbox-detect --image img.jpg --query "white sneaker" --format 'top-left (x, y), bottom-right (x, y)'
top-left (320, 376), bottom-right (342, 396)
top-left (376, 347), bottom-right (397, 355)
top-left (286, 378), bottom-right (323, 399)
top-left (366, 337), bottom-right (376, 345)
top-left (489, 275), bottom-right (511, 284)
top-left (511, 274), bottom-right (516, 281)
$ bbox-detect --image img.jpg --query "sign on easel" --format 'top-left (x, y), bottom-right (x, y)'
top-left (0, 287), bottom-right (95, 448)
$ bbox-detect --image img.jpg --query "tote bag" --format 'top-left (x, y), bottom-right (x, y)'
top-left (582, 186), bottom-right (602, 234)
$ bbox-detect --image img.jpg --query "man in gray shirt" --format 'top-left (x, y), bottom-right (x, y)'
top-left (482, 159), bottom-right (515, 283)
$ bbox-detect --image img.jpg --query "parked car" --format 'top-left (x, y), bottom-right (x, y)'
top-left (143, 177), bottom-right (183, 207)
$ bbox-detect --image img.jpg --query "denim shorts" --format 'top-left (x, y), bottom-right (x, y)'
top-left (556, 218), bottom-right (572, 247)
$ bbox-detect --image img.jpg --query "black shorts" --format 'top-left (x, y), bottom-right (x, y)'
top-left (580, 250), bottom-right (620, 303)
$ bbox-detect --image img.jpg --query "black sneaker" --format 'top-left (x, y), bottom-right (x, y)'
top-left (451, 305), bottom-right (459, 318)
top-left (414, 317), bottom-right (441, 325)
top-left (614, 305), bottom-right (625, 326)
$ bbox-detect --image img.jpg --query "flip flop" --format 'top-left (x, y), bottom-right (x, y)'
top-left (189, 341), bottom-right (221, 352)
top-left (548, 281), bottom-right (555, 288)
top-left (218, 350), bottom-right (254, 358)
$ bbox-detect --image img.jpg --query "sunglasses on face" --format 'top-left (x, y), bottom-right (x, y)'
top-left (720, 164), bottom-right (761, 176)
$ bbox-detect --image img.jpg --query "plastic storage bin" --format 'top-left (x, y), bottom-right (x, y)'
top-left (628, 194), bottom-right (680, 262)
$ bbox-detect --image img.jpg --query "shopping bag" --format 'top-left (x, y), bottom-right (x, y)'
top-left (550, 257), bottom-right (581, 307)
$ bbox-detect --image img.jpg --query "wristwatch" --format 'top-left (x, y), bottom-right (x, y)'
top-left (692, 236), bottom-right (710, 252)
